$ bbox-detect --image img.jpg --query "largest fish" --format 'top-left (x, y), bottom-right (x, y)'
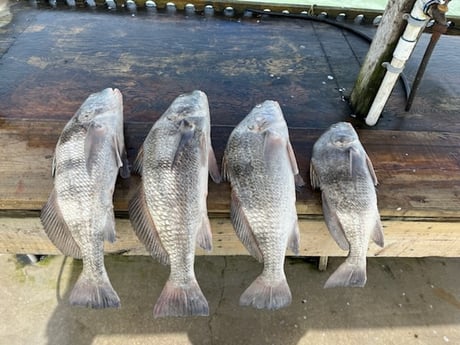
top-left (41, 88), bottom-right (129, 308)
top-left (223, 100), bottom-right (304, 310)
top-left (129, 90), bottom-right (221, 318)
top-left (310, 122), bottom-right (384, 288)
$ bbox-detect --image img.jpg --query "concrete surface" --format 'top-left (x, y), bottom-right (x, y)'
top-left (1, 254), bottom-right (460, 345)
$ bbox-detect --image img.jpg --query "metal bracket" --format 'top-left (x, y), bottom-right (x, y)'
top-left (405, 13), bottom-right (430, 26)
top-left (382, 62), bottom-right (404, 74)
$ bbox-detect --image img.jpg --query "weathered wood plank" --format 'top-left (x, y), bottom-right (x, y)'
top-left (1, 119), bottom-right (460, 218)
top-left (1, 215), bottom-right (459, 257)
top-left (1, 6), bottom-right (460, 257)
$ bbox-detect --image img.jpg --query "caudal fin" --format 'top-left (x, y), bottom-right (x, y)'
top-left (153, 278), bottom-right (209, 318)
top-left (240, 275), bottom-right (292, 310)
top-left (324, 259), bottom-right (367, 288)
top-left (69, 274), bottom-right (120, 309)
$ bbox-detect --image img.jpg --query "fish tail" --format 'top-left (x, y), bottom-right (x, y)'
top-left (239, 275), bottom-right (292, 310)
top-left (69, 274), bottom-right (120, 309)
top-left (153, 278), bottom-right (209, 318)
top-left (324, 259), bottom-right (367, 288)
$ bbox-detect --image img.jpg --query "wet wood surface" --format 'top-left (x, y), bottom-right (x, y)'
top-left (1, 3), bottom-right (459, 256)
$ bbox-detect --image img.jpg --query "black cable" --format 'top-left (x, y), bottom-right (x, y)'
top-left (245, 8), bottom-right (412, 100)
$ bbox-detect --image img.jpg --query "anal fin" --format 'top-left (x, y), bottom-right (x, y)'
top-left (103, 208), bottom-right (116, 243)
top-left (371, 217), bottom-right (384, 248)
top-left (196, 213), bottom-right (213, 251)
top-left (288, 219), bottom-right (300, 255)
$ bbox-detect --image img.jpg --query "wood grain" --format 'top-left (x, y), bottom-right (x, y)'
top-left (1, 6), bottom-right (459, 256)
top-left (1, 215), bottom-right (459, 257)
top-left (1, 119), bottom-right (459, 218)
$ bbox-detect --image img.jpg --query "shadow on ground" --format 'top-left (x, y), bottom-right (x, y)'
top-left (39, 255), bottom-right (460, 345)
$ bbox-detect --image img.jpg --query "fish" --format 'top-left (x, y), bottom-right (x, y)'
top-left (129, 90), bottom-right (221, 318)
top-left (40, 88), bottom-right (129, 308)
top-left (310, 122), bottom-right (384, 288)
top-left (222, 100), bottom-right (304, 310)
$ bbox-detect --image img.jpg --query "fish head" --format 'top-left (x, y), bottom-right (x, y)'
top-left (164, 90), bottom-right (210, 128)
top-left (327, 122), bottom-right (358, 149)
top-left (246, 100), bottom-right (288, 139)
top-left (75, 88), bottom-right (123, 125)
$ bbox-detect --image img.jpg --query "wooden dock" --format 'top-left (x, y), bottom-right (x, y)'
top-left (1, 2), bottom-right (459, 257)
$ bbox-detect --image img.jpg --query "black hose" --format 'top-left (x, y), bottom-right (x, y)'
top-left (245, 8), bottom-right (412, 100)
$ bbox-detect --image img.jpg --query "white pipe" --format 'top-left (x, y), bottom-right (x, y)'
top-left (365, 0), bottom-right (440, 126)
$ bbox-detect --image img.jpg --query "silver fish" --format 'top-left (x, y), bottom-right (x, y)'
top-left (310, 122), bottom-right (384, 288)
top-left (40, 88), bottom-right (129, 308)
top-left (129, 90), bottom-right (221, 318)
top-left (222, 100), bottom-right (304, 310)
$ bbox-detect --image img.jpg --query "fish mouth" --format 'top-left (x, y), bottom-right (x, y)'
top-left (174, 116), bottom-right (204, 131)
top-left (167, 91), bottom-right (209, 122)
top-left (112, 88), bottom-right (122, 100)
top-left (102, 88), bottom-right (122, 103)
top-left (76, 88), bottom-right (123, 122)
top-left (99, 87), bottom-right (123, 108)
top-left (112, 88), bottom-right (123, 108)
top-left (248, 100), bottom-right (284, 132)
top-left (331, 134), bottom-right (355, 147)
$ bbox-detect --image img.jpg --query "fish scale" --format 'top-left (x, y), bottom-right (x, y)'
top-left (144, 136), bottom-right (202, 276)
top-left (129, 90), bottom-right (221, 318)
top-left (223, 100), bottom-right (304, 310)
top-left (41, 88), bottom-right (128, 309)
top-left (310, 121), bottom-right (384, 288)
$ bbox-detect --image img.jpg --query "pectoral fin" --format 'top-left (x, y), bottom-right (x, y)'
top-left (349, 147), bottom-right (358, 177)
top-left (287, 143), bottom-right (306, 189)
top-left (84, 122), bottom-right (107, 175)
top-left (51, 154), bottom-right (57, 177)
top-left (366, 153), bottom-right (378, 186)
top-left (263, 130), bottom-right (283, 163)
top-left (172, 120), bottom-right (194, 168)
top-left (117, 139), bottom-right (130, 179)
top-left (200, 134), bottom-right (221, 184)
top-left (230, 190), bottom-right (263, 262)
top-left (349, 147), bottom-right (378, 186)
top-left (208, 142), bottom-right (221, 184)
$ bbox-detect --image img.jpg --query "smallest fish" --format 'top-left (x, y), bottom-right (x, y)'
top-left (310, 122), bottom-right (384, 288)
